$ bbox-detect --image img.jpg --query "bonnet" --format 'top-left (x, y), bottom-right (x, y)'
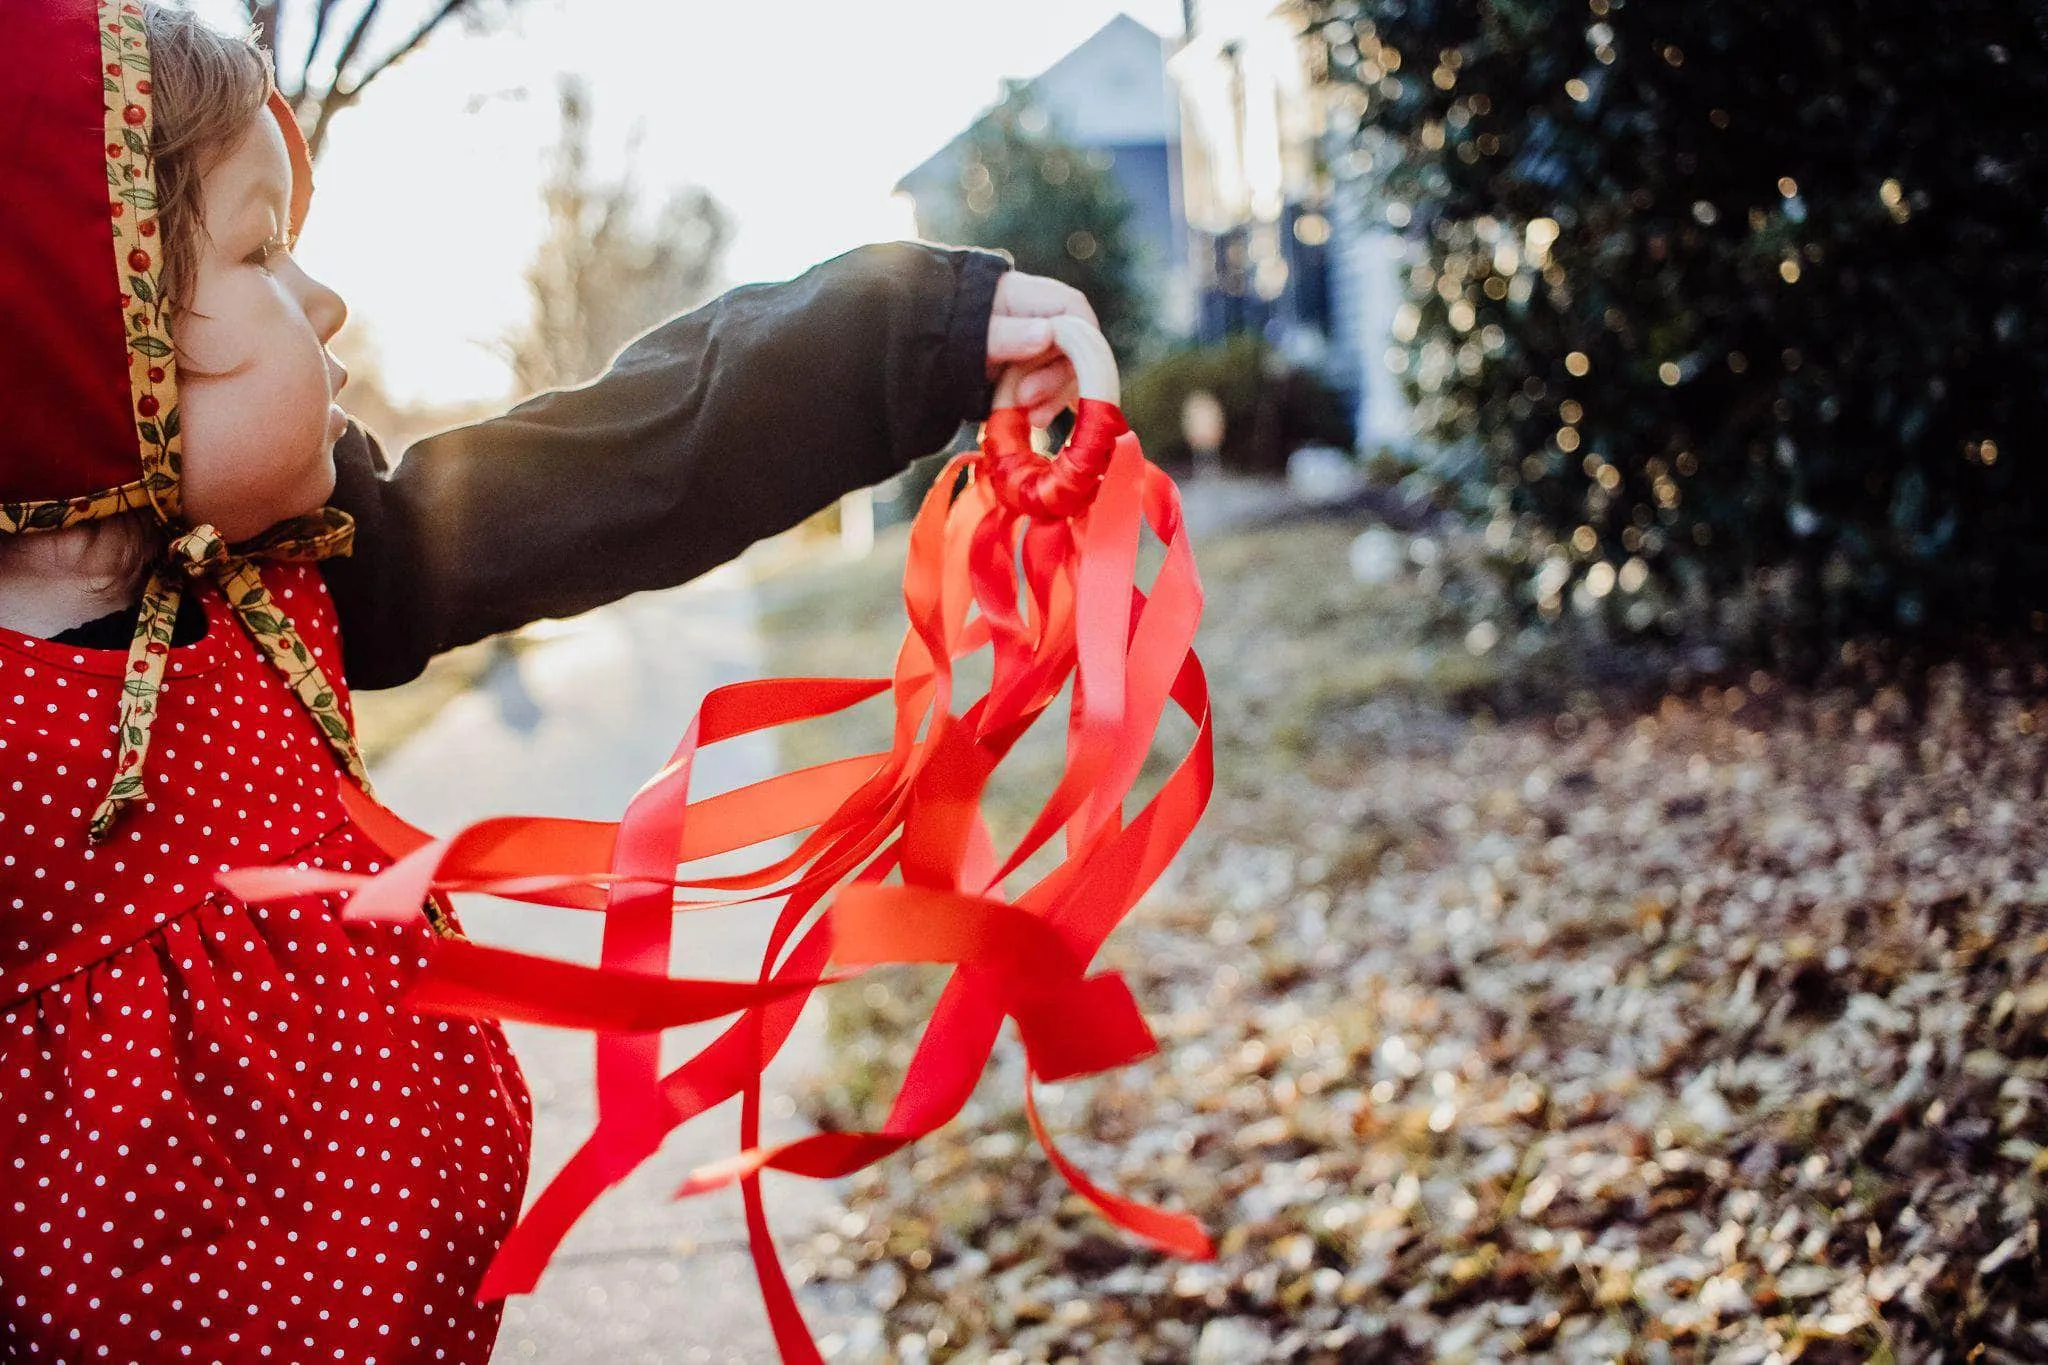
top-left (0, 0), bottom-right (364, 840)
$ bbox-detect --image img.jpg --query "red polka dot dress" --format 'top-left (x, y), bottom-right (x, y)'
top-left (0, 567), bottom-right (533, 1364)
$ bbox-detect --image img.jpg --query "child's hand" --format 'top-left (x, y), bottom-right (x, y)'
top-left (985, 270), bottom-right (1101, 428)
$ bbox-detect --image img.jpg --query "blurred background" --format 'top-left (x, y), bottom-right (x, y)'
top-left (203, 0), bottom-right (2048, 1359)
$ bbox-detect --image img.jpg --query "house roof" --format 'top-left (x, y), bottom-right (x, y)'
top-left (895, 13), bottom-right (1179, 197)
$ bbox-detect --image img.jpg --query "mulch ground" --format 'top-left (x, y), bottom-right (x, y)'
top-left (755, 516), bottom-right (2048, 1364)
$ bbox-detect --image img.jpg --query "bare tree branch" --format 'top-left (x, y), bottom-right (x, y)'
top-left (507, 79), bottom-right (729, 395)
top-left (301, 0), bottom-right (474, 160)
top-left (258, 0), bottom-right (518, 162)
top-left (324, 0), bottom-right (384, 97)
top-left (301, 86), bottom-right (348, 161)
top-left (340, 0), bottom-right (470, 99)
top-left (300, 0), bottom-right (384, 159)
top-left (298, 0), bottom-right (345, 97)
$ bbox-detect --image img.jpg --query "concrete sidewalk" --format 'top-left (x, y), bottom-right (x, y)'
top-left (368, 564), bottom-right (855, 1365)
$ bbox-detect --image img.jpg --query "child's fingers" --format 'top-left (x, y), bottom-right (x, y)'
top-left (1030, 387), bottom-right (1080, 428)
top-left (1006, 355), bottom-right (1079, 428)
top-left (991, 316), bottom-right (1116, 419)
top-left (985, 316), bottom-right (1058, 370)
top-left (1016, 356), bottom-right (1076, 408)
top-left (991, 270), bottom-right (1102, 332)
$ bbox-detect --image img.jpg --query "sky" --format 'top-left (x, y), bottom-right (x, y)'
top-left (197, 0), bottom-right (1189, 406)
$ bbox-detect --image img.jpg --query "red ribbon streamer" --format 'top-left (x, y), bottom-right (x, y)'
top-left (221, 398), bottom-right (1216, 1359)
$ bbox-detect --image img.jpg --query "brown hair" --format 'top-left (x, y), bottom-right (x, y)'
top-left (143, 3), bottom-right (274, 318)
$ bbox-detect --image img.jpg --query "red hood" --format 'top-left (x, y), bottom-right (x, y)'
top-left (0, 0), bottom-right (312, 510)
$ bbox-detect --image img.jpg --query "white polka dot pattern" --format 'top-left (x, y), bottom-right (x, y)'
top-left (0, 568), bottom-right (533, 1362)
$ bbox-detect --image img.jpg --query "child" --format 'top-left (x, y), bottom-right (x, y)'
top-left (0, 2), bottom-right (1099, 1359)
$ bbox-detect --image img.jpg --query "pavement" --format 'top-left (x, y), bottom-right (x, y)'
top-left (1172, 470), bottom-right (1321, 535)
top-left (368, 562), bottom-right (860, 1365)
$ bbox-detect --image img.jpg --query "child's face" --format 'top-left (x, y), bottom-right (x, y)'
top-left (174, 108), bottom-right (350, 542)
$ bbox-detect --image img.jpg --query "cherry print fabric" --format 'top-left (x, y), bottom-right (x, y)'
top-left (0, 566), bottom-right (531, 1363)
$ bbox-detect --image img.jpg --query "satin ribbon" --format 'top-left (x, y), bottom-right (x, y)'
top-left (220, 398), bottom-right (1215, 1359)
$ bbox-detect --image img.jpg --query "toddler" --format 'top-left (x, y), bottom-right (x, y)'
top-left (0, 2), bottom-right (1097, 1360)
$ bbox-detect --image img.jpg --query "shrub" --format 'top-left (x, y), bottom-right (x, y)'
top-left (1305, 0), bottom-right (2048, 658)
top-left (1123, 335), bottom-right (1356, 475)
top-left (917, 86), bottom-right (1156, 367)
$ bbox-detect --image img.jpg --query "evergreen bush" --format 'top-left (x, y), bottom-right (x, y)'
top-left (1306, 0), bottom-right (2048, 655)
top-left (1124, 335), bottom-right (1356, 475)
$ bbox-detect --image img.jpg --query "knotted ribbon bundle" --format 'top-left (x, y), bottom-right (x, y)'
top-left (223, 318), bottom-right (1215, 1360)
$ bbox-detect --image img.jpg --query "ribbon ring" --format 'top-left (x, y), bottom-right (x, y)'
top-left (984, 316), bottom-right (1124, 522)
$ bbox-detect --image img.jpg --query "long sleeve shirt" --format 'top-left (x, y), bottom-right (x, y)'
top-left (319, 240), bottom-right (1012, 688)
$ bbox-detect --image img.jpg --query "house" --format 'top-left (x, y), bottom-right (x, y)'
top-left (889, 3), bottom-right (1407, 457)
top-left (1170, 0), bottom-right (1409, 449)
top-left (894, 14), bottom-right (1195, 337)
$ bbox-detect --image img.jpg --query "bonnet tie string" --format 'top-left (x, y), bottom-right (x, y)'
top-left (30, 1), bottom-right (456, 931)
top-left (90, 510), bottom-right (369, 842)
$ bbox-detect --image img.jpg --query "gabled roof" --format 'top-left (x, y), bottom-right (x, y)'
top-left (895, 14), bottom-right (1179, 197)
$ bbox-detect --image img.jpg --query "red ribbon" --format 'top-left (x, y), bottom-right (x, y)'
top-left (220, 398), bottom-right (1215, 1360)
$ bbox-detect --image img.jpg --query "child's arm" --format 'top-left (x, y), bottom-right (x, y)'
top-left (323, 241), bottom-right (1009, 689)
